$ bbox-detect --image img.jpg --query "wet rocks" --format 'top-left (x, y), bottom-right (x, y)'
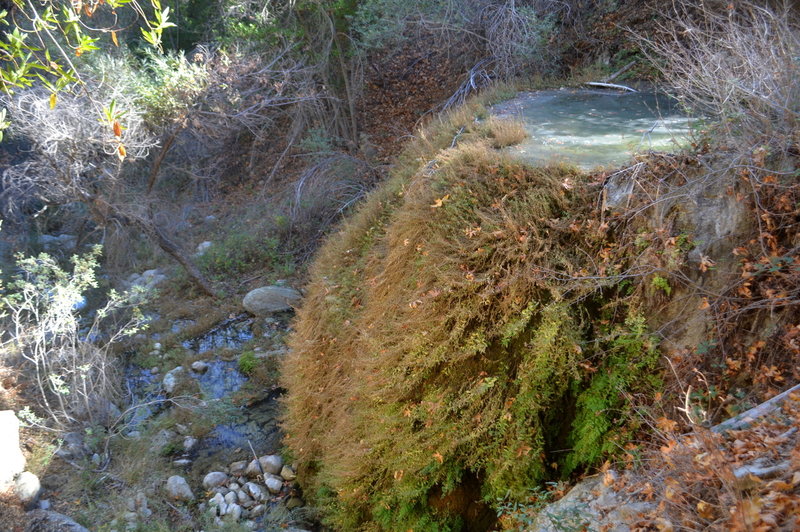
top-left (120, 313), bottom-right (302, 526)
top-left (190, 360), bottom-right (209, 373)
top-left (165, 475), bottom-right (194, 502)
top-left (162, 366), bottom-right (183, 394)
top-left (183, 436), bottom-right (198, 452)
top-left (242, 286), bottom-right (301, 315)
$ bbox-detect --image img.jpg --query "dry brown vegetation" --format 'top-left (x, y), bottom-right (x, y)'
top-left (638, 0), bottom-right (799, 160)
top-left (2, 1), bottom-right (798, 530)
top-left (484, 3), bottom-right (800, 527)
top-left (622, 392), bottom-right (800, 531)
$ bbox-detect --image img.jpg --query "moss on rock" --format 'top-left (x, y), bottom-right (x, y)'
top-left (281, 104), bottom-right (664, 530)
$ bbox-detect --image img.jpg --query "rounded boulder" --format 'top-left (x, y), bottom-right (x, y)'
top-left (203, 471), bottom-right (228, 490)
top-left (242, 286), bottom-right (301, 315)
top-left (165, 475), bottom-right (194, 502)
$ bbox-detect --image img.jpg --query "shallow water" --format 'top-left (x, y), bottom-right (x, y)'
top-left (180, 316), bottom-right (286, 474)
top-left (123, 365), bottom-right (165, 426)
top-left (189, 390), bottom-right (284, 473)
top-left (121, 316), bottom-right (288, 513)
top-left (181, 314), bottom-right (254, 353)
top-left (491, 89), bottom-right (692, 169)
top-left (195, 358), bottom-right (248, 400)
top-left (125, 314), bottom-right (286, 459)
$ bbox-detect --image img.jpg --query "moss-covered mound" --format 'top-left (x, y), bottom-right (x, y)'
top-left (281, 107), bottom-right (662, 530)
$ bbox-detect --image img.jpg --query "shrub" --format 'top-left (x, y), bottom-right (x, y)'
top-left (352, 0), bottom-right (557, 78)
top-left (196, 232), bottom-right (292, 281)
top-left (0, 245), bottom-right (149, 430)
top-left (131, 50), bottom-right (209, 127)
top-left (639, 1), bottom-right (800, 160)
top-left (77, 49), bottom-right (208, 129)
top-left (284, 153), bottom-right (378, 244)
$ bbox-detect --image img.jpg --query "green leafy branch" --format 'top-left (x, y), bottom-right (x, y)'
top-left (0, 0), bottom-right (177, 139)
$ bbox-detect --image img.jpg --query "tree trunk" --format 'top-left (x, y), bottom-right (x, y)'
top-left (334, 31), bottom-right (359, 149)
top-left (89, 196), bottom-right (217, 298)
top-left (322, 7), bottom-right (359, 149)
top-left (146, 127), bottom-right (181, 194)
top-left (149, 223), bottom-right (216, 297)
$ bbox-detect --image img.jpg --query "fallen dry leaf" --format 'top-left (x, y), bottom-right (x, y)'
top-left (430, 194), bottom-right (450, 208)
top-left (697, 500), bottom-right (715, 519)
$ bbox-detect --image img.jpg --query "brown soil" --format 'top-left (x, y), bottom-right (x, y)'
top-left (0, 492), bottom-right (27, 532)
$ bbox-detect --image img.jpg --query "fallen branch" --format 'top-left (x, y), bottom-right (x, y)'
top-left (602, 60), bottom-right (637, 83)
top-left (584, 82), bottom-right (638, 92)
top-left (734, 459), bottom-right (791, 480)
top-left (712, 382), bottom-right (800, 433)
top-left (248, 439), bottom-right (266, 481)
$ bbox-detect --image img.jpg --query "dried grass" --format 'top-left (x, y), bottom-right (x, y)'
top-left (480, 116), bottom-right (527, 148)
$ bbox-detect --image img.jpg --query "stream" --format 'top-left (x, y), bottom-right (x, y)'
top-left (124, 314), bottom-right (289, 483)
top-left (491, 88), bottom-right (692, 169)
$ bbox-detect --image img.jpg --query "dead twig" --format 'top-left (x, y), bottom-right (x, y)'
top-left (712, 382), bottom-right (800, 433)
